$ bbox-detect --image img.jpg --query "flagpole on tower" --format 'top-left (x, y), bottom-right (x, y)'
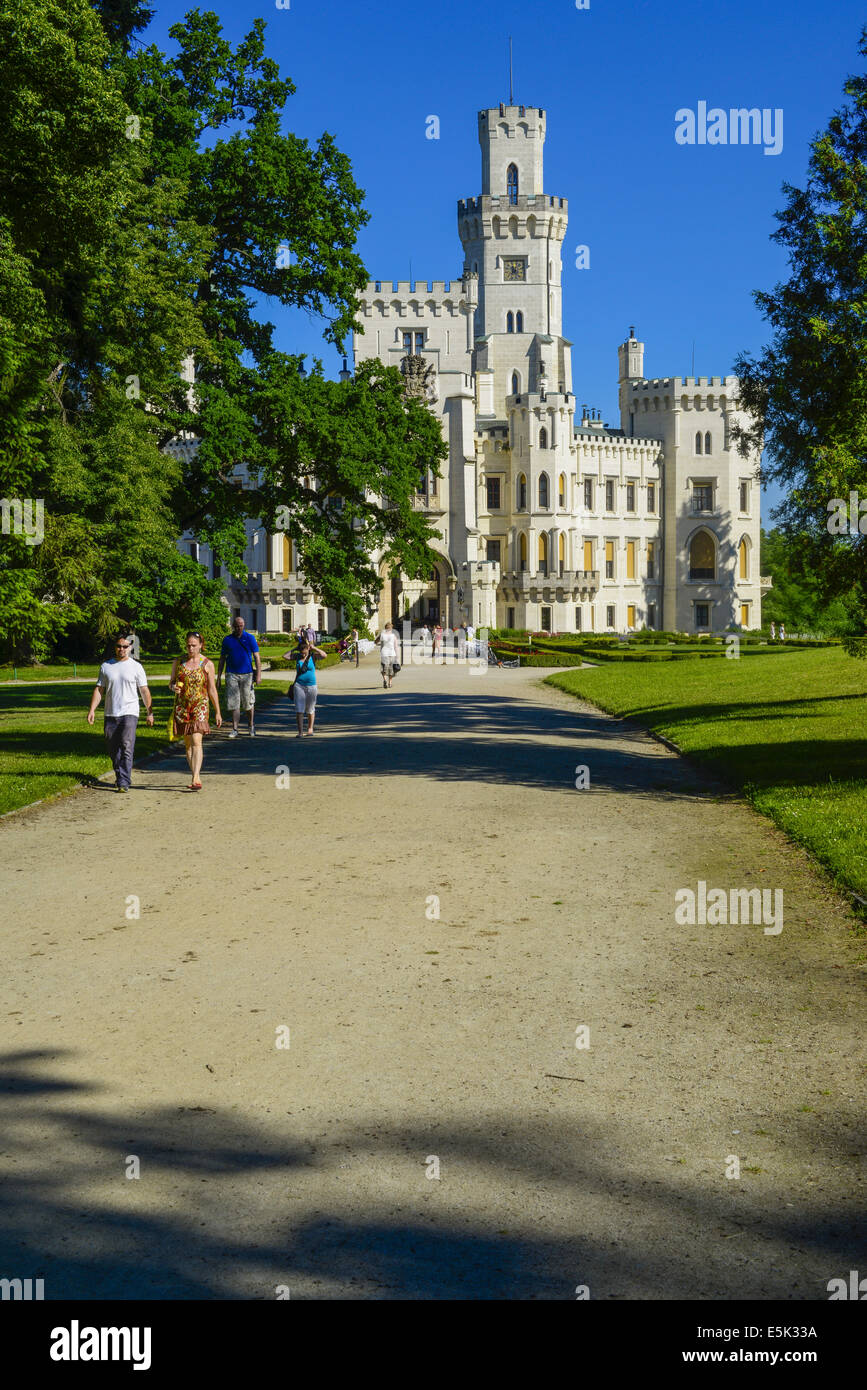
top-left (509, 36), bottom-right (513, 104)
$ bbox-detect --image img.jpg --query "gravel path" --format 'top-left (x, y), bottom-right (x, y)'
top-left (0, 655), bottom-right (863, 1299)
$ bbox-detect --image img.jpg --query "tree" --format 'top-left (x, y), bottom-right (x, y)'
top-left (759, 528), bottom-right (856, 635)
top-left (734, 26), bottom-right (867, 640)
top-left (107, 8), bottom-right (443, 611)
top-left (0, 0), bottom-right (211, 661)
top-left (255, 358), bottom-right (447, 626)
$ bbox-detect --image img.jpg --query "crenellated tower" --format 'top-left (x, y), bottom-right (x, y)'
top-left (458, 105), bottom-right (568, 348)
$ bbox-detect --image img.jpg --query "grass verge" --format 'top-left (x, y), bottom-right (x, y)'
top-left (547, 648), bottom-right (867, 901)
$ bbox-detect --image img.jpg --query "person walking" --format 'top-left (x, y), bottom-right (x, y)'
top-left (349, 626), bottom-right (360, 667)
top-left (305, 621), bottom-right (317, 646)
top-left (217, 615), bottom-right (261, 738)
top-left (285, 635), bottom-right (326, 736)
top-left (377, 621), bottom-right (400, 688)
top-left (87, 634), bottom-right (154, 792)
top-left (170, 632), bottom-right (222, 791)
top-left (433, 622), bottom-right (443, 658)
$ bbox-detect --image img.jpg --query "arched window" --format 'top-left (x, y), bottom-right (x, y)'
top-left (689, 530), bottom-right (716, 581)
top-left (516, 311), bottom-right (524, 332)
top-left (518, 473), bottom-right (527, 509)
top-left (511, 371), bottom-right (520, 396)
top-left (539, 472), bottom-right (549, 508)
top-left (705, 431), bottom-right (712, 455)
top-left (695, 432), bottom-right (703, 455)
top-left (538, 531), bottom-right (549, 575)
top-left (558, 532), bottom-right (566, 577)
top-left (519, 532), bottom-right (528, 571)
top-left (507, 163), bottom-right (519, 204)
top-left (738, 537), bottom-right (749, 580)
top-left (506, 311), bottom-right (514, 333)
top-left (539, 426), bottom-right (548, 450)
top-left (559, 473), bottom-right (566, 508)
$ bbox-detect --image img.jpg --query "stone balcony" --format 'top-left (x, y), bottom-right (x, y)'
top-left (499, 569), bottom-right (599, 601)
top-left (410, 493), bottom-right (447, 516)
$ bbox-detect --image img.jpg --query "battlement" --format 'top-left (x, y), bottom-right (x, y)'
top-left (458, 194), bottom-right (567, 215)
top-left (625, 375), bottom-right (741, 413)
top-left (362, 278), bottom-right (476, 300)
top-left (627, 375), bottom-right (738, 392)
top-left (574, 431), bottom-right (664, 452)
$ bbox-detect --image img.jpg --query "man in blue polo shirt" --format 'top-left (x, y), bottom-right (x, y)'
top-left (217, 616), bottom-right (262, 737)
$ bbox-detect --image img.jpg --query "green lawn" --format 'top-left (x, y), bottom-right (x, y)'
top-left (0, 684), bottom-right (285, 816)
top-left (548, 648), bottom-right (867, 901)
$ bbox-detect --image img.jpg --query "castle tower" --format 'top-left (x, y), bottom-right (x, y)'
top-left (457, 105), bottom-right (568, 349)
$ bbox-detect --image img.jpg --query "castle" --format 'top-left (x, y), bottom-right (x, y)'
top-left (181, 102), bottom-right (765, 637)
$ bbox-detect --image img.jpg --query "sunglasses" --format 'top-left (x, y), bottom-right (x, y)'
top-left (115, 643), bottom-right (130, 648)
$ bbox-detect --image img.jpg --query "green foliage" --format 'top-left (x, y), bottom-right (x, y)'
top-left (760, 527), bottom-right (859, 635)
top-left (256, 357), bottom-right (447, 625)
top-left (734, 28), bottom-right (867, 632)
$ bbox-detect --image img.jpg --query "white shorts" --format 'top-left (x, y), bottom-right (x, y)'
top-left (294, 683), bottom-right (317, 713)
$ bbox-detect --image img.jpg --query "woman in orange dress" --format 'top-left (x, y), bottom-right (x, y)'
top-left (169, 631), bottom-right (222, 791)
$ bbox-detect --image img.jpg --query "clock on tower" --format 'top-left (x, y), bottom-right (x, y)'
top-left (503, 258), bottom-right (526, 282)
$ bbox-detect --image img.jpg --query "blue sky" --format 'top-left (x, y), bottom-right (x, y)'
top-left (145, 0), bottom-right (867, 522)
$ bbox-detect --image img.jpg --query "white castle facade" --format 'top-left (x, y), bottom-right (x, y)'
top-left (181, 102), bottom-right (765, 637)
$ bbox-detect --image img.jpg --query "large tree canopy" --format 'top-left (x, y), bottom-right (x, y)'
top-left (734, 25), bottom-right (867, 636)
top-left (0, 2), bottom-right (443, 657)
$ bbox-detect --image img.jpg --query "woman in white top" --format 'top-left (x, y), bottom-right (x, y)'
top-left (377, 622), bottom-right (400, 688)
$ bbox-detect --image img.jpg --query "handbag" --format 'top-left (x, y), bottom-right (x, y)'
top-left (392, 660), bottom-right (401, 675)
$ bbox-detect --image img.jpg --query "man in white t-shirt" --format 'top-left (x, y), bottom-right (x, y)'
top-left (377, 621), bottom-right (400, 688)
top-left (87, 635), bottom-right (154, 792)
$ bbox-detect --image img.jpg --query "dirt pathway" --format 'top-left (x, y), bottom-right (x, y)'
top-left (0, 656), bottom-right (863, 1299)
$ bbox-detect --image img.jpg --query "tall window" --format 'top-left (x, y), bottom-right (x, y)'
top-left (695, 603), bottom-right (710, 629)
top-left (647, 481), bottom-right (656, 513)
top-left (539, 473), bottom-right (549, 508)
top-left (486, 538), bottom-right (502, 564)
top-left (519, 533), bottom-right (528, 572)
top-left (738, 537), bottom-right (748, 579)
top-left (689, 531), bottom-right (715, 580)
top-left (516, 311), bottom-right (524, 332)
top-left (626, 541), bottom-right (636, 579)
top-left (606, 604), bottom-right (616, 629)
top-left (695, 431), bottom-right (703, 454)
top-left (540, 605), bottom-right (552, 631)
top-left (281, 608), bottom-right (294, 633)
top-left (739, 480), bottom-right (749, 512)
top-left (539, 426), bottom-right (548, 450)
top-left (403, 331), bottom-right (424, 354)
top-left (583, 539), bottom-right (593, 572)
top-left (693, 484), bottom-right (713, 512)
top-left (511, 372), bottom-right (520, 396)
top-left (575, 607), bottom-right (582, 631)
top-left (517, 473), bottom-right (527, 509)
top-left (605, 479), bottom-right (615, 511)
top-left (559, 473), bottom-right (566, 508)
top-left (648, 602), bottom-right (657, 629)
top-left (584, 478), bottom-right (593, 510)
top-left (507, 163), bottom-right (519, 204)
top-left (705, 431), bottom-right (712, 454)
top-left (627, 605), bottom-right (636, 630)
top-left (486, 477), bottom-right (501, 510)
top-left (605, 540), bottom-right (615, 579)
top-left (538, 532), bottom-right (549, 575)
top-left (558, 532), bottom-right (565, 577)
top-left (626, 482), bottom-right (636, 512)
top-left (506, 311), bottom-right (514, 333)
top-left (647, 541), bottom-right (655, 579)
